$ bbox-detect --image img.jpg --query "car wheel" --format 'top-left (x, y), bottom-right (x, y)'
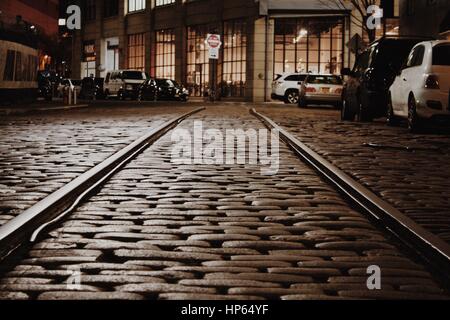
top-left (284, 90), bottom-right (299, 104)
top-left (386, 93), bottom-right (399, 126)
top-left (341, 97), bottom-right (354, 121)
top-left (408, 95), bottom-right (421, 133)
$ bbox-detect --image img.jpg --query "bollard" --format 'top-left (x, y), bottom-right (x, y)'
top-left (63, 86), bottom-right (69, 105)
top-left (68, 87), bottom-right (72, 105)
top-left (73, 87), bottom-right (77, 105)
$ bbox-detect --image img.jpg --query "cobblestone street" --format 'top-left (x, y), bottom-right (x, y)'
top-left (0, 103), bottom-right (449, 300)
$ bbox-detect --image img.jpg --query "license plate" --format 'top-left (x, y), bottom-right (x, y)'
top-left (321, 87), bottom-right (330, 93)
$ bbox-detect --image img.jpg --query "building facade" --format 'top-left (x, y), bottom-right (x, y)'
top-left (399, 0), bottom-right (450, 39)
top-left (69, 0), bottom-right (396, 102)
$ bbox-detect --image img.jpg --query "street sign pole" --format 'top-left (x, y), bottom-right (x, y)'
top-left (206, 34), bottom-right (222, 103)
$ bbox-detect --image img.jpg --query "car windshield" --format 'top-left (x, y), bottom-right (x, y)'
top-left (72, 80), bottom-right (82, 86)
top-left (274, 74), bottom-right (282, 81)
top-left (307, 75), bottom-right (343, 85)
top-left (433, 44), bottom-right (450, 66)
top-left (122, 71), bottom-right (146, 80)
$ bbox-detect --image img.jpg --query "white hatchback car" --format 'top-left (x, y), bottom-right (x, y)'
top-left (388, 40), bottom-right (450, 131)
top-left (271, 73), bottom-right (307, 104)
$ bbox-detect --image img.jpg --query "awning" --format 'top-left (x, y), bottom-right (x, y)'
top-left (260, 0), bottom-right (353, 15)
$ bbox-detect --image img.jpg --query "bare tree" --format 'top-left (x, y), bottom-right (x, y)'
top-left (319, 0), bottom-right (378, 42)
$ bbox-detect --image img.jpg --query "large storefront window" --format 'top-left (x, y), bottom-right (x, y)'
top-left (222, 20), bottom-right (247, 98)
top-left (128, 33), bottom-right (145, 71)
top-left (274, 18), bottom-right (344, 76)
top-left (155, 30), bottom-right (175, 79)
top-left (186, 25), bottom-right (213, 97)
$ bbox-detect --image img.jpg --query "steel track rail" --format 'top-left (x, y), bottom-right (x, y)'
top-left (250, 108), bottom-right (450, 287)
top-left (0, 107), bottom-right (205, 261)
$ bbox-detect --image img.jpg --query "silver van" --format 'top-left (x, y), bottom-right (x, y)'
top-left (104, 70), bottom-right (148, 100)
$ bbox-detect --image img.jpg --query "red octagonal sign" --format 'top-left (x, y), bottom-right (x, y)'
top-left (206, 34), bottom-right (222, 49)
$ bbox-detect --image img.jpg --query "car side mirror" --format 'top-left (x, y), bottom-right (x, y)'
top-left (297, 81), bottom-right (302, 85)
top-left (341, 68), bottom-right (352, 76)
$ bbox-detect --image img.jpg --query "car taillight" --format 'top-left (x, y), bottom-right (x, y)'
top-left (305, 87), bottom-right (316, 93)
top-left (425, 75), bottom-right (440, 89)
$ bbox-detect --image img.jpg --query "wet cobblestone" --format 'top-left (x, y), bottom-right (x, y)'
top-left (0, 106), bottom-right (448, 300)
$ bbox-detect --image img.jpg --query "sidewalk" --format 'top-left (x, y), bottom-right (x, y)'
top-left (0, 99), bottom-right (89, 116)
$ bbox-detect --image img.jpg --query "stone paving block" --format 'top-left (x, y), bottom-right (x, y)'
top-left (38, 291), bottom-right (146, 300)
top-left (222, 241), bottom-right (305, 250)
top-left (179, 279), bottom-right (282, 288)
top-left (228, 287), bottom-right (324, 297)
top-left (116, 283), bottom-right (217, 294)
top-left (159, 293), bottom-right (266, 300)
top-left (0, 292), bottom-right (30, 300)
top-left (114, 249), bottom-right (223, 261)
top-left (204, 272), bottom-right (313, 283)
top-left (202, 260), bottom-right (293, 268)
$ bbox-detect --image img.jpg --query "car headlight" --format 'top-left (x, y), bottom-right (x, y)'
top-left (126, 84), bottom-right (133, 90)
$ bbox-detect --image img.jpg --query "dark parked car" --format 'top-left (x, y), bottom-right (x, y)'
top-left (37, 77), bottom-right (52, 101)
top-left (341, 37), bottom-right (433, 121)
top-left (155, 79), bottom-right (189, 101)
top-left (79, 77), bottom-right (105, 100)
top-left (137, 79), bottom-right (158, 101)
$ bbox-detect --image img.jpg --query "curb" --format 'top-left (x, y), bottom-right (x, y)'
top-left (0, 104), bottom-right (89, 116)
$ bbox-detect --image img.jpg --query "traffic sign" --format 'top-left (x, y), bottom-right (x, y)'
top-left (206, 34), bottom-right (222, 60)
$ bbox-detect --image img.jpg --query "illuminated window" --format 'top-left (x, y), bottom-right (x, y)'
top-left (186, 25), bottom-right (213, 97)
top-left (128, 33), bottom-right (145, 71)
top-left (155, 0), bottom-right (175, 7)
top-left (222, 20), bottom-right (247, 98)
top-left (128, 0), bottom-right (145, 12)
top-left (155, 29), bottom-right (175, 79)
top-left (274, 18), bottom-right (344, 76)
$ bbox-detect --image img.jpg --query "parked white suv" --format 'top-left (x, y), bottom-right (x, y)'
top-left (271, 73), bottom-right (307, 104)
top-left (104, 70), bottom-right (148, 100)
top-left (388, 40), bottom-right (450, 131)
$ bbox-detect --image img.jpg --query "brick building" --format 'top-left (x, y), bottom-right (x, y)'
top-left (69, 0), bottom-right (399, 102)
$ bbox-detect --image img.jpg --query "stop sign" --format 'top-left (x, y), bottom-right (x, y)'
top-left (206, 34), bottom-right (222, 49)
